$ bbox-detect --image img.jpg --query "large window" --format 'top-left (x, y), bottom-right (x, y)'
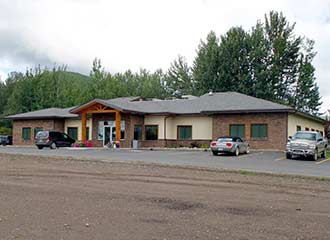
top-left (67, 127), bottom-right (78, 140)
top-left (145, 125), bottom-right (158, 140)
top-left (34, 127), bottom-right (43, 138)
top-left (229, 124), bottom-right (245, 139)
top-left (296, 125), bottom-right (301, 132)
top-left (22, 127), bottom-right (31, 140)
top-left (251, 124), bottom-right (268, 139)
top-left (177, 126), bottom-right (192, 140)
top-left (134, 125), bottom-right (142, 140)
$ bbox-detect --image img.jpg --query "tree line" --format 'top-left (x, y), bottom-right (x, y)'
top-left (0, 11), bottom-right (323, 133)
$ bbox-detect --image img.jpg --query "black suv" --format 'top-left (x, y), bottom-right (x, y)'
top-left (0, 135), bottom-right (12, 146)
top-left (35, 131), bottom-right (75, 149)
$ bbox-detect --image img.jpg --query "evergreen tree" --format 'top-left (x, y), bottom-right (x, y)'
top-left (193, 31), bottom-right (220, 95)
top-left (217, 27), bottom-right (250, 93)
top-left (294, 39), bottom-right (321, 114)
top-left (264, 11), bottom-right (302, 103)
top-left (165, 55), bottom-right (194, 97)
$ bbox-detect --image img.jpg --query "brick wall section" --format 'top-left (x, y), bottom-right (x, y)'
top-left (164, 140), bottom-right (211, 148)
top-left (212, 113), bottom-right (288, 150)
top-left (12, 119), bottom-right (65, 145)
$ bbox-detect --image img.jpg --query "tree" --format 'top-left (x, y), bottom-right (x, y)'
top-left (165, 55), bottom-right (194, 97)
top-left (193, 31), bottom-right (220, 95)
top-left (293, 39), bottom-right (321, 114)
top-left (264, 11), bottom-right (302, 103)
top-left (217, 27), bottom-right (250, 93)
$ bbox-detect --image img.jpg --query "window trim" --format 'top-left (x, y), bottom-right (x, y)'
top-left (250, 123), bottom-right (268, 140)
top-left (145, 125), bottom-right (159, 141)
top-left (229, 124), bottom-right (246, 139)
top-left (177, 125), bottom-right (192, 140)
top-left (22, 127), bottom-right (31, 140)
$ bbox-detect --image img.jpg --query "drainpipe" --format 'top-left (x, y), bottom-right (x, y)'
top-left (164, 116), bottom-right (170, 147)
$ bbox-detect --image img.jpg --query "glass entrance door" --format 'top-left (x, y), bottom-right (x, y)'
top-left (103, 126), bottom-right (116, 146)
top-left (103, 126), bottom-right (111, 146)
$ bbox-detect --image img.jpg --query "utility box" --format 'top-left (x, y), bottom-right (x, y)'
top-left (132, 140), bottom-right (138, 149)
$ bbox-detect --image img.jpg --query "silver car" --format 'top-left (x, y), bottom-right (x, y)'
top-left (210, 136), bottom-right (250, 156)
top-left (286, 131), bottom-right (328, 160)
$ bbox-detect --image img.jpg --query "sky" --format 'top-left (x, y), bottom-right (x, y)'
top-left (0, 0), bottom-right (330, 113)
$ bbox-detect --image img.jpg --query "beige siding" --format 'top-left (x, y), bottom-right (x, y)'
top-left (144, 116), bottom-right (165, 139)
top-left (64, 118), bottom-right (92, 141)
top-left (288, 113), bottom-right (324, 137)
top-left (166, 116), bottom-right (212, 140)
top-left (144, 115), bottom-right (212, 140)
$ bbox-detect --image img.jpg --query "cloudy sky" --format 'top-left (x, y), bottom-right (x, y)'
top-left (0, 0), bottom-right (329, 112)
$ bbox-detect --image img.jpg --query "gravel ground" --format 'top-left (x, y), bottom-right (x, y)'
top-left (0, 153), bottom-right (330, 240)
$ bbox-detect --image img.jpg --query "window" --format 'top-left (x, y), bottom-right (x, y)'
top-left (34, 127), bottom-right (43, 138)
top-left (296, 125), bottom-right (301, 132)
top-left (177, 126), bottom-right (192, 140)
top-left (145, 125), bottom-right (158, 140)
top-left (134, 125), bottom-right (142, 140)
top-left (86, 127), bottom-right (90, 140)
top-left (305, 127), bottom-right (310, 131)
top-left (229, 124), bottom-right (245, 139)
top-left (22, 127), bottom-right (31, 140)
top-left (311, 128), bottom-right (315, 132)
top-left (67, 127), bottom-right (78, 140)
top-left (251, 124), bottom-right (268, 139)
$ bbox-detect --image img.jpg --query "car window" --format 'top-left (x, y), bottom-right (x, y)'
top-left (63, 133), bottom-right (69, 139)
top-left (217, 138), bottom-right (233, 142)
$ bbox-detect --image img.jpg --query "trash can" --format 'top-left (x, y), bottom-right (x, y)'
top-left (132, 140), bottom-right (138, 149)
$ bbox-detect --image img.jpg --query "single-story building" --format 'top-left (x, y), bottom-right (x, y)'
top-left (5, 92), bottom-right (326, 150)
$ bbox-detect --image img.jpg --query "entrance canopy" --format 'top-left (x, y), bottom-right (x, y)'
top-left (70, 99), bottom-right (122, 142)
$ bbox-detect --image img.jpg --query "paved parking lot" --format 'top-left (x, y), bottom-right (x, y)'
top-left (0, 146), bottom-right (330, 177)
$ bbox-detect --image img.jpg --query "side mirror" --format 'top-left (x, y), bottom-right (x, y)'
top-left (317, 138), bottom-right (323, 142)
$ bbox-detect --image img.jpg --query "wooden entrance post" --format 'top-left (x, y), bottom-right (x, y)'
top-left (115, 111), bottom-right (121, 143)
top-left (81, 112), bottom-right (87, 142)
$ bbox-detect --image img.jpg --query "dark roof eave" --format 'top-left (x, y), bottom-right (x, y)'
top-left (201, 109), bottom-right (295, 114)
top-left (5, 116), bottom-right (78, 120)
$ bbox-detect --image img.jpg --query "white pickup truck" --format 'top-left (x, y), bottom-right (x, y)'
top-left (286, 131), bottom-right (327, 161)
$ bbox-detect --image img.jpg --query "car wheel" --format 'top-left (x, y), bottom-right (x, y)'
top-left (286, 153), bottom-right (292, 159)
top-left (312, 151), bottom-right (318, 161)
top-left (234, 147), bottom-right (239, 156)
top-left (50, 142), bottom-right (57, 150)
top-left (321, 150), bottom-right (326, 158)
top-left (37, 146), bottom-right (43, 150)
top-left (212, 151), bottom-right (218, 156)
top-left (245, 146), bottom-right (250, 154)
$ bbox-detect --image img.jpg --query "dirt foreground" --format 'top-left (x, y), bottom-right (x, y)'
top-left (0, 153), bottom-right (330, 240)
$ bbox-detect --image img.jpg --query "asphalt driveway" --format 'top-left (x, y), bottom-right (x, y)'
top-left (0, 146), bottom-right (330, 177)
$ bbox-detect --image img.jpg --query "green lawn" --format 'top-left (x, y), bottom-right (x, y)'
top-left (327, 151), bottom-right (330, 159)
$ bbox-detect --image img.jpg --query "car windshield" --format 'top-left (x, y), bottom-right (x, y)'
top-left (293, 132), bottom-right (316, 141)
top-left (217, 138), bottom-right (233, 142)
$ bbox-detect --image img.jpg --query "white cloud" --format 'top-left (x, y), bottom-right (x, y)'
top-left (0, 0), bottom-right (329, 111)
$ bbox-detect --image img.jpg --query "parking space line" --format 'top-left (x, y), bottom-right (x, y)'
top-left (315, 158), bottom-right (330, 165)
top-left (274, 156), bottom-right (286, 161)
top-left (237, 152), bottom-right (264, 159)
